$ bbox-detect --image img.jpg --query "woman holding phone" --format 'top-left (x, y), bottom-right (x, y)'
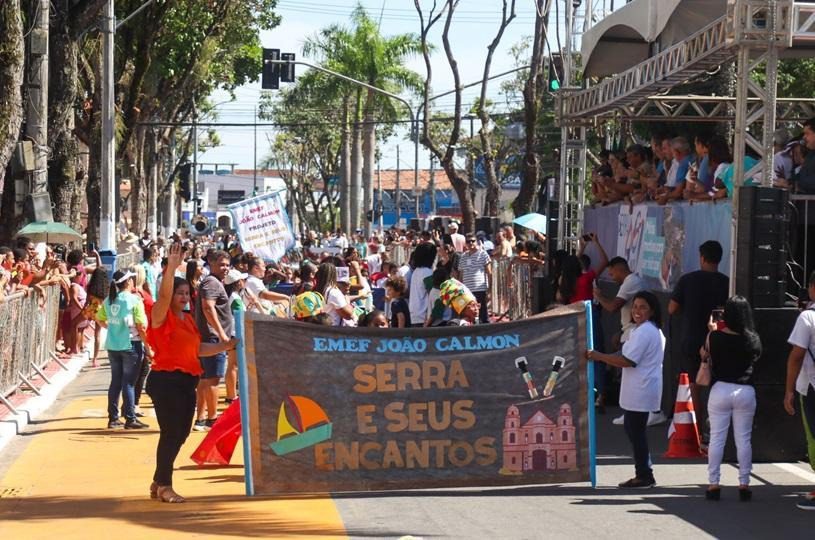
top-left (702, 296), bottom-right (761, 501)
top-left (146, 243), bottom-right (237, 503)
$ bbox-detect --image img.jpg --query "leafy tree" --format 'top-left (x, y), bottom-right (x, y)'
top-left (0, 1), bottom-right (24, 242)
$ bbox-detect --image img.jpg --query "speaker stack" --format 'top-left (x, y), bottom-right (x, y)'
top-left (474, 216), bottom-right (501, 238)
top-left (735, 186), bottom-right (789, 308)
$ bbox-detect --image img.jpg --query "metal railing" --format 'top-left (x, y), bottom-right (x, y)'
top-left (387, 244), bottom-right (413, 267)
top-left (490, 258), bottom-right (537, 321)
top-left (0, 283), bottom-right (65, 414)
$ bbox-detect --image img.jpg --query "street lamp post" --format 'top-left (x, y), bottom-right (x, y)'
top-left (100, 0), bottom-right (156, 253)
top-left (267, 58), bottom-right (420, 228)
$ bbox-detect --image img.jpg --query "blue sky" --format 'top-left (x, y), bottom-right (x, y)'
top-left (199, 0), bottom-right (587, 171)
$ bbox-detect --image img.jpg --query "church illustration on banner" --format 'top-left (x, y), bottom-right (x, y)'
top-left (499, 403), bottom-right (578, 474)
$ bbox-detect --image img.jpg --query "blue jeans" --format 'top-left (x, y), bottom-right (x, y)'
top-left (108, 345), bottom-right (141, 422)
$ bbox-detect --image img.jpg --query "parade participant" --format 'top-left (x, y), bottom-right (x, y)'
top-left (440, 278), bottom-right (479, 326)
top-left (193, 250), bottom-right (233, 432)
top-left (703, 296), bottom-right (761, 502)
top-left (293, 290), bottom-right (327, 324)
top-left (784, 270), bottom-right (815, 510)
top-left (425, 268), bottom-right (452, 327)
top-left (408, 243), bottom-right (437, 327)
top-left (185, 259), bottom-right (203, 311)
top-left (315, 262), bottom-right (354, 326)
top-left (141, 247), bottom-right (159, 299)
top-left (131, 265), bottom-right (154, 416)
top-left (385, 275), bottom-right (410, 329)
top-left (359, 310), bottom-right (389, 328)
top-left (146, 243), bottom-right (237, 503)
top-left (669, 240), bottom-right (729, 444)
top-left (459, 233), bottom-right (491, 324)
top-left (83, 265), bottom-right (110, 367)
top-left (245, 256), bottom-right (290, 315)
top-left (96, 270), bottom-right (150, 430)
top-left (587, 291), bottom-right (665, 488)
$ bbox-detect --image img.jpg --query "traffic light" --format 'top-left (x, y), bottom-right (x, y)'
top-left (548, 53), bottom-right (563, 92)
top-left (262, 48), bottom-right (280, 90)
top-left (178, 163), bottom-right (191, 201)
top-left (281, 53), bottom-right (296, 83)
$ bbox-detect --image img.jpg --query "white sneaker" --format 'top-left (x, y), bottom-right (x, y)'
top-left (612, 414), bottom-right (625, 425)
top-left (647, 411), bottom-right (668, 426)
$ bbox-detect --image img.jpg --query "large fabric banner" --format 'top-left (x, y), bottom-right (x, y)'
top-left (583, 201), bottom-right (732, 292)
top-left (227, 191), bottom-right (294, 262)
top-left (244, 305), bottom-right (591, 494)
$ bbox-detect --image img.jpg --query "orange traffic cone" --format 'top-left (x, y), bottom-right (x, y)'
top-left (663, 372), bottom-right (705, 458)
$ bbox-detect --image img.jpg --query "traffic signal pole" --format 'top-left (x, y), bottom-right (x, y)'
top-left (267, 58), bottom-right (419, 229)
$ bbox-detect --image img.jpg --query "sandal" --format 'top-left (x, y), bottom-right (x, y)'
top-left (150, 482), bottom-right (158, 499)
top-left (156, 485), bottom-right (186, 503)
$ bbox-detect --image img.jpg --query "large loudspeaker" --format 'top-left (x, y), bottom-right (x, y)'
top-left (431, 216), bottom-right (450, 232)
top-left (475, 216), bottom-right (500, 237)
top-left (409, 218), bottom-right (423, 232)
top-left (723, 306), bottom-right (806, 462)
top-left (24, 192), bottom-right (53, 223)
top-left (735, 186), bottom-right (789, 308)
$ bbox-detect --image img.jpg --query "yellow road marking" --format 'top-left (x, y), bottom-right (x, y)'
top-left (0, 394), bottom-right (347, 539)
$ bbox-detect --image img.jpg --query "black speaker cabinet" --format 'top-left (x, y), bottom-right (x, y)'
top-left (735, 187), bottom-right (789, 308)
top-left (409, 218), bottom-right (423, 232)
top-left (475, 216), bottom-right (500, 237)
top-left (24, 192), bottom-right (54, 223)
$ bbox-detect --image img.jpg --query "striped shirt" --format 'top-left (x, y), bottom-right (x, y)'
top-left (459, 249), bottom-right (491, 292)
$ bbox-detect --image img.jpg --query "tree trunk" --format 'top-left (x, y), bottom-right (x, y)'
top-left (362, 89), bottom-right (376, 235)
top-left (514, 0), bottom-right (547, 217)
top-left (129, 129), bottom-right (148, 234)
top-left (339, 99), bottom-right (351, 233)
top-left (350, 119), bottom-right (363, 231)
top-left (442, 161), bottom-right (475, 233)
top-left (0, 0), bottom-right (24, 198)
top-left (47, 12), bottom-right (81, 224)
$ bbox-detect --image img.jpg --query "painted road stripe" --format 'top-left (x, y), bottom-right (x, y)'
top-left (774, 462), bottom-right (815, 483)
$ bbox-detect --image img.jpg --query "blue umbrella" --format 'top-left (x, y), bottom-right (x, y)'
top-left (512, 213), bottom-right (548, 235)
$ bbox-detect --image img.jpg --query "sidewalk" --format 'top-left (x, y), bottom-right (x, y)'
top-left (0, 360), bottom-right (347, 539)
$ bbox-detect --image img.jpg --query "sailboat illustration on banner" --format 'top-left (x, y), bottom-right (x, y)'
top-left (270, 395), bottom-right (333, 456)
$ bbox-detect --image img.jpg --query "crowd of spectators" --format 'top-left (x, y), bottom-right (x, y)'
top-left (590, 118), bottom-right (815, 208)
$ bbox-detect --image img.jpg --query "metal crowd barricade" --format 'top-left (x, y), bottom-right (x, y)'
top-left (387, 244), bottom-right (413, 267)
top-left (488, 258), bottom-right (535, 321)
top-left (0, 283), bottom-right (64, 414)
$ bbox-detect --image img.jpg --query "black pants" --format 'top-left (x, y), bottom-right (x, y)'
top-left (133, 341), bottom-right (150, 406)
top-left (474, 290), bottom-right (488, 324)
top-left (146, 370), bottom-right (198, 486)
top-left (623, 410), bottom-right (653, 480)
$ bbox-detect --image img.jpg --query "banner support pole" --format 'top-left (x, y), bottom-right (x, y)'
top-left (235, 309), bottom-right (255, 496)
top-left (585, 301), bottom-right (597, 489)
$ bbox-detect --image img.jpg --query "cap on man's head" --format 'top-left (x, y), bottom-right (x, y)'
top-left (449, 222), bottom-right (459, 231)
top-left (224, 268), bottom-right (248, 285)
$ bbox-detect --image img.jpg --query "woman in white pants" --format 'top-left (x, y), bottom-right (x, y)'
top-left (702, 296), bottom-right (762, 501)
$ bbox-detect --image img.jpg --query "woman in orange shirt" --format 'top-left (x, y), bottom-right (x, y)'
top-left (146, 243), bottom-right (237, 503)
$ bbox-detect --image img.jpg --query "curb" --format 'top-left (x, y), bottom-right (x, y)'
top-left (0, 353), bottom-right (89, 455)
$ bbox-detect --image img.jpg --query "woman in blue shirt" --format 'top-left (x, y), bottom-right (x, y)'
top-left (97, 270), bottom-right (150, 429)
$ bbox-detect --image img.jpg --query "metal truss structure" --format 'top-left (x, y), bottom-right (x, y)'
top-left (616, 96), bottom-right (815, 123)
top-left (556, 0), bottom-right (815, 294)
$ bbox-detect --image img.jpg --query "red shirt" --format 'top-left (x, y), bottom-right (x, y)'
top-left (570, 269), bottom-right (597, 303)
top-left (136, 288), bottom-right (154, 323)
top-left (147, 310), bottom-right (202, 376)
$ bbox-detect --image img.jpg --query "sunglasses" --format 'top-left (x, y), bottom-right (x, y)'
top-left (466, 239), bottom-right (477, 244)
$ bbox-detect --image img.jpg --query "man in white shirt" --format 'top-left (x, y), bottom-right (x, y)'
top-left (785, 272), bottom-right (815, 510)
top-left (595, 257), bottom-right (665, 426)
top-left (448, 222), bottom-right (466, 253)
top-left (366, 242), bottom-right (382, 275)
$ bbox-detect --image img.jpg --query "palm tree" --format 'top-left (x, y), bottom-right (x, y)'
top-left (304, 6), bottom-right (424, 233)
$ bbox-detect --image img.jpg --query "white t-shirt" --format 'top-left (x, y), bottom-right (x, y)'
top-left (787, 308), bottom-right (815, 395)
top-left (245, 275), bottom-right (272, 314)
top-left (323, 286), bottom-right (349, 327)
top-left (617, 272), bottom-right (645, 342)
top-left (620, 321), bottom-right (666, 412)
top-left (408, 267), bottom-right (433, 325)
top-left (366, 254), bottom-right (382, 275)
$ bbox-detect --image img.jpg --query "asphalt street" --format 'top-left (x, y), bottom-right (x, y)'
top-left (1, 361), bottom-right (813, 539)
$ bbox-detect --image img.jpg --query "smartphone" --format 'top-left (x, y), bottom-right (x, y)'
top-left (582, 234), bottom-right (592, 242)
top-left (87, 241), bottom-right (96, 253)
top-left (711, 308), bottom-right (724, 322)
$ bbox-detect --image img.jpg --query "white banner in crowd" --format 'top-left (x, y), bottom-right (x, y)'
top-left (227, 191), bottom-right (294, 262)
